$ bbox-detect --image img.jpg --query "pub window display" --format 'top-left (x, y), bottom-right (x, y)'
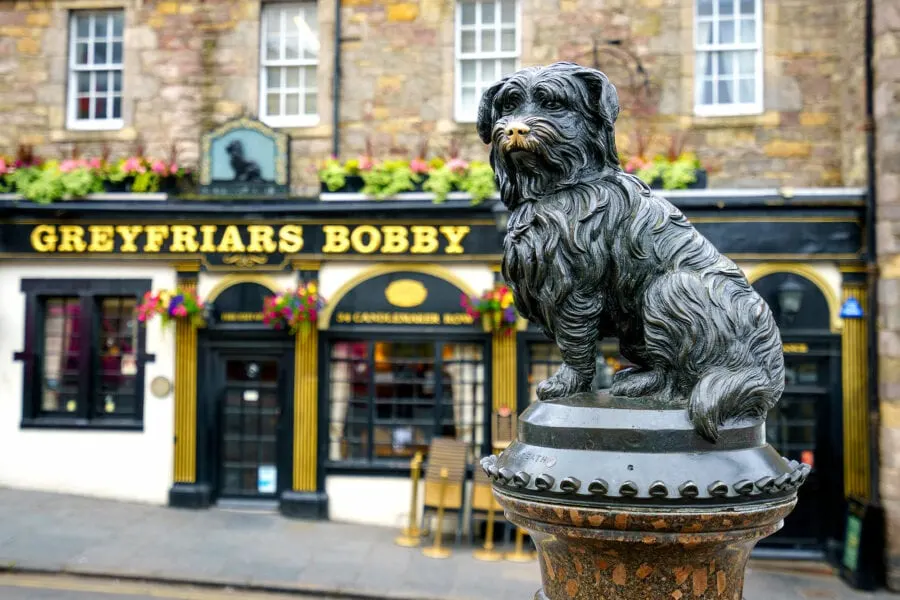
top-left (526, 341), bottom-right (633, 404)
top-left (328, 341), bottom-right (486, 467)
top-left (17, 279), bottom-right (152, 429)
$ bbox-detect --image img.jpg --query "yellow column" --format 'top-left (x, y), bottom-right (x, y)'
top-left (293, 327), bottom-right (319, 491)
top-left (842, 282), bottom-right (870, 499)
top-left (492, 329), bottom-right (517, 411)
top-left (173, 278), bottom-right (199, 483)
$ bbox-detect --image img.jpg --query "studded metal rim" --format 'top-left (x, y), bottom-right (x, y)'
top-left (479, 455), bottom-right (811, 501)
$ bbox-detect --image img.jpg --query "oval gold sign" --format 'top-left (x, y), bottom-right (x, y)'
top-left (385, 279), bottom-right (428, 308)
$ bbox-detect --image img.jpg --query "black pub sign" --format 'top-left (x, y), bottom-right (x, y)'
top-left (326, 271), bottom-right (475, 329)
top-left (11, 222), bottom-right (497, 264)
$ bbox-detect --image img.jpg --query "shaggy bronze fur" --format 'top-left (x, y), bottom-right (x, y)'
top-left (477, 62), bottom-right (784, 441)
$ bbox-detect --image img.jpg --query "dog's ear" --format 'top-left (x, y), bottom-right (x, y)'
top-left (476, 77), bottom-right (509, 144)
top-left (575, 68), bottom-right (620, 126)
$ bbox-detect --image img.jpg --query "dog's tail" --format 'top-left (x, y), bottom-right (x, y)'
top-left (688, 366), bottom-right (778, 442)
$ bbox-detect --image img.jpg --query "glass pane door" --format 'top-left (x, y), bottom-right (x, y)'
top-left (219, 358), bottom-right (280, 498)
top-left (765, 355), bottom-right (829, 547)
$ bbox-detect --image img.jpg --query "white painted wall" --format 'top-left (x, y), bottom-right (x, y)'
top-left (0, 262), bottom-right (177, 504)
top-left (327, 475), bottom-right (415, 528)
top-left (327, 475), bottom-right (469, 534)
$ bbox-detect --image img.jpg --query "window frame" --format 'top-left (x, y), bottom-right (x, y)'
top-left (693, 0), bottom-right (764, 117)
top-left (323, 333), bottom-right (492, 476)
top-left (454, 0), bottom-right (521, 123)
top-left (16, 279), bottom-right (154, 431)
top-left (258, 1), bottom-right (321, 129)
top-left (66, 9), bottom-right (125, 131)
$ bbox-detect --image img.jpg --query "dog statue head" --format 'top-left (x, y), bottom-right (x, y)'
top-left (477, 62), bottom-right (621, 205)
top-left (226, 139), bottom-right (245, 158)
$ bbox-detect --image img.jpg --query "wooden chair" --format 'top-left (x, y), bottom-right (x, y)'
top-left (468, 457), bottom-right (509, 546)
top-left (421, 437), bottom-right (468, 546)
top-left (492, 410), bottom-right (518, 453)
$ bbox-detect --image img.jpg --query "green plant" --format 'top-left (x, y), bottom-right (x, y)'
top-left (360, 160), bottom-right (420, 199)
top-left (662, 152), bottom-right (700, 190)
top-left (635, 159), bottom-right (667, 188)
top-left (319, 158), bottom-right (348, 192)
top-left (8, 162), bottom-right (104, 204)
top-left (634, 152), bottom-right (702, 190)
top-left (422, 164), bottom-right (461, 203)
top-left (459, 161), bottom-right (497, 205)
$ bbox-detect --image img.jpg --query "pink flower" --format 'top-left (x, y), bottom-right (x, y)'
top-left (151, 160), bottom-right (168, 175)
top-left (169, 163), bottom-right (179, 175)
top-left (447, 158), bottom-right (469, 173)
top-left (358, 156), bottom-right (374, 171)
top-left (59, 159), bottom-right (84, 173)
top-left (624, 156), bottom-right (648, 174)
top-left (410, 158), bottom-right (430, 174)
top-left (88, 158), bottom-right (103, 169)
top-left (122, 157), bottom-right (146, 174)
top-left (0, 158), bottom-right (9, 174)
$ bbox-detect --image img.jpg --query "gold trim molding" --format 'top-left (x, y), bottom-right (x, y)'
top-left (205, 273), bottom-right (283, 302)
top-left (745, 263), bottom-right (842, 333)
top-left (492, 331), bottom-right (517, 411)
top-left (173, 280), bottom-right (199, 483)
top-left (293, 329), bottom-right (318, 491)
top-left (842, 283), bottom-right (870, 500)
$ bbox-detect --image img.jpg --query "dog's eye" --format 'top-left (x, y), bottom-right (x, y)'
top-left (501, 99), bottom-right (519, 114)
top-left (542, 99), bottom-right (563, 111)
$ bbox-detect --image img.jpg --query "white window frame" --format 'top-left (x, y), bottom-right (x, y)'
top-left (259, 1), bottom-right (320, 129)
top-left (67, 10), bottom-right (125, 131)
top-left (693, 0), bottom-right (763, 117)
top-left (454, 0), bottom-right (521, 123)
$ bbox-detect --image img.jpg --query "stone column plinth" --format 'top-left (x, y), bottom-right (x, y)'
top-left (482, 392), bottom-right (810, 600)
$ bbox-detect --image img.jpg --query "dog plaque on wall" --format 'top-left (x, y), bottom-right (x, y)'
top-left (199, 117), bottom-right (290, 196)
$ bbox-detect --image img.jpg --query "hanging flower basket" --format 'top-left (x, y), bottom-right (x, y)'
top-left (461, 284), bottom-right (517, 335)
top-left (262, 281), bottom-right (325, 336)
top-left (136, 288), bottom-right (206, 328)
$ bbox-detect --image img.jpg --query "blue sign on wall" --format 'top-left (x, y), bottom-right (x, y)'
top-left (840, 297), bottom-right (864, 319)
top-left (199, 117), bottom-right (290, 196)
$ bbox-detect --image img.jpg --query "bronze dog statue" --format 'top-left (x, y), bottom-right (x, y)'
top-left (477, 62), bottom-right (785, 441)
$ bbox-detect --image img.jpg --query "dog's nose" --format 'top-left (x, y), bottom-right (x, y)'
top-left (505, 123), bottom-right (531, 137)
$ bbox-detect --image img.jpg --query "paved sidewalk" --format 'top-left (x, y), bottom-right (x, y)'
top-left (0, 487), bottom-right (887, 600)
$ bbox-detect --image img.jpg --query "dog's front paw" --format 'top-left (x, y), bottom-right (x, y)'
top-left (610, 368), bottom-right (666, 398)
top-left (536, 364), bottom-right (590, 400)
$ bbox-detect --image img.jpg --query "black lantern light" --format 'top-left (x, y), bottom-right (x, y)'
top-left (777, 277), bottom-right (805, 322)
top-left (491, 199), bottom-right (509, 233)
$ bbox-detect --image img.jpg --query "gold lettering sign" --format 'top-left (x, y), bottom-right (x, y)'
top-left (334, 311), bottom-right (474, 326)
top-left (783, 343), bottom-right (809, 354)
top-left (220, 312), bottom-right (264, 322)
top-left (27, 224), bottom-right (471, 255)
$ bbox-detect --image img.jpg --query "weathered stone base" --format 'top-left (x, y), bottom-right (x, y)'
top-left (496, 492), bottom-right (796, 600)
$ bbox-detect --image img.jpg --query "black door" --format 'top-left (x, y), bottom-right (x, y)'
top-left (217, 355), bottom-right (286, 499)
top-left (763, 341), bottom-right (842, 550)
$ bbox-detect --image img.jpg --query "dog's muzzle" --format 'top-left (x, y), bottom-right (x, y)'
top-left (501, 121), bottom-right (534, 153)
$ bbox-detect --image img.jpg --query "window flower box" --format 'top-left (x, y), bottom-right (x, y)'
top-left (318, 156), bottom-right (497, 204)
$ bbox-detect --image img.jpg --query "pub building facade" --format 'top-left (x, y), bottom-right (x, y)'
top-left (0, 184), bottom-right (869, 562)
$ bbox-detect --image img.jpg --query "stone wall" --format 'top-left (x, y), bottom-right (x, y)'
top-left (0, 0), bottom-right (868, 192)
top-left (875, 0), bottom-right (900, 589)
